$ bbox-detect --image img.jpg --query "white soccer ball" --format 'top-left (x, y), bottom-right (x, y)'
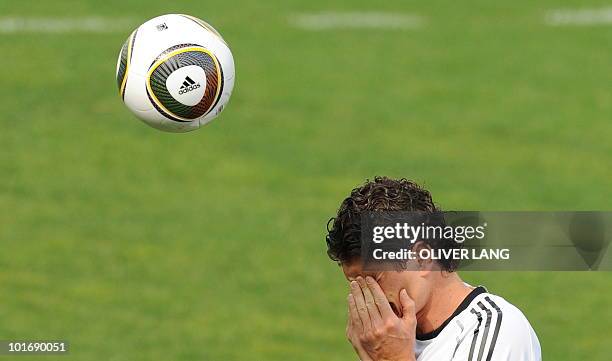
top-left (116, 14), bottom-right (235, 132)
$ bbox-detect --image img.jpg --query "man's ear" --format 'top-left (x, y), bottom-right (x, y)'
top-left (412, 241), bottom-right (435, 272)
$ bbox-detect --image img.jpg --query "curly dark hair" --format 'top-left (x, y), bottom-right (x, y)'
top-left (325, 176), bottom-right (459, 272)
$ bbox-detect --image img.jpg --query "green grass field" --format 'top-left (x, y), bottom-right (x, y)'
top-left (1, 0), bottom-right (611, 360)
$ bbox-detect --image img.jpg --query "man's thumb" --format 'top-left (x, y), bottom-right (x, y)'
top-left (400, 289), bottom-right (415, 321)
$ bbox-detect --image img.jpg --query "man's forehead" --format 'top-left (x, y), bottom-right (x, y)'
top-left (341, 261), bottom-right (379, 281)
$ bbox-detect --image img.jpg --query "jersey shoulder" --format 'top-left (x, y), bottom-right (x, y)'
top-left (454, 289), bottom-right (541, 361)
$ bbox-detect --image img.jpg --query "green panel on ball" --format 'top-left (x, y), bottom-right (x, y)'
top-left (146, 44), bottom-right (223, 120)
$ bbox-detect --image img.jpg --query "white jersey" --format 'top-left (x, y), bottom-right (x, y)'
top-left (415, 286), bottom-right (541, 361)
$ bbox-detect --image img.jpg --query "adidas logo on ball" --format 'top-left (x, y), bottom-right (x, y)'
top-left (178, 76), bottom-right (201, 95)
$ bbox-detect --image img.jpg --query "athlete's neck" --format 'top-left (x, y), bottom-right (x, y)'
top-left (415, 273), bottom-right (473, 336)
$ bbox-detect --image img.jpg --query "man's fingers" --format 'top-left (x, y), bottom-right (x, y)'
top-left (365, 276), bottom-right (395, 320)
top-left (357, 277), bottom-right (382, 327)
top-left (350, 280), bottom-right (372, 331)
top-left (348, 293), bottom-right (363, 333)
top-left (399, 289), bottom-right (416, 322)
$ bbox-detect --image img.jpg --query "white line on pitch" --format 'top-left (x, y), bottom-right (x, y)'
top-left (290, 12), bottom-right (425, 31)
top-left (0, 17), bottom-right (134, 33)
top-left (545, 7), bottom-right (612, 26)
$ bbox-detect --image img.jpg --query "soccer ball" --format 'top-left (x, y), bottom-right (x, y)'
top-left (116, 14), bottom-right (235, 132)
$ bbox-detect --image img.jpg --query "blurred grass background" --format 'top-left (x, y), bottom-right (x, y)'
top-left (0, 0), bottom-right (611, 360)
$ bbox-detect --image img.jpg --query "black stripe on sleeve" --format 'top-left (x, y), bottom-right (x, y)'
top-left (484, 296), bottom-right (503, 361)
top-left (476, 301), bottom-right (492, 361)
top-left (468, 308), bottom-right (483, 361)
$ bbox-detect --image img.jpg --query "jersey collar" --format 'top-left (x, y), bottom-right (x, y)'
top-left (416, 286), bottom-right (487, 341)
